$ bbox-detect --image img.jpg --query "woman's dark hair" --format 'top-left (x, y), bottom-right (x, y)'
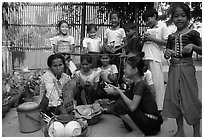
top-left (87, 24), bottom-right (97, 33)
top-left (57, 20), bottom-right (69, 29)
top-left (80, 54), bottom-right (92, 64)
top-left (142, 7), bottom-right (158, 21)
top-left (126, 52), bottom-right (146, 76)
top-left (47, 53), bottom-right (66, 68)
top-left (170, 2), bottom-right (191, 21)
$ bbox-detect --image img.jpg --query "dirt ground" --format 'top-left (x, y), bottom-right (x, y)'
top-left (2, 59), bottom-right (202, 137)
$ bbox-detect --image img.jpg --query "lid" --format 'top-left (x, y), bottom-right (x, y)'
top-left (17, 102), bottom-right (40, 112)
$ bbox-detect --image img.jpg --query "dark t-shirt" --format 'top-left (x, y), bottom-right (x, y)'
top-left (112, 80), bottom-right (159, 116)
top-left (133, 80), bottom-right (158, 115)
top-left (123, 80), bottom-right (158, 115)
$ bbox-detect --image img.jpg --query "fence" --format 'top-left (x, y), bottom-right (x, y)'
top-left (2, 2), bottom-right (151, 74)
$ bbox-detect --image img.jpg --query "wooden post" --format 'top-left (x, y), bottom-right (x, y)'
top-left (134, 3), bottom-right (139, 37)
top-left (80, 2), bottom-right (86, 48)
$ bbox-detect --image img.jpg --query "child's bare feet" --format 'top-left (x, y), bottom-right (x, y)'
top-left (173, 130), bottom-right (185, 137)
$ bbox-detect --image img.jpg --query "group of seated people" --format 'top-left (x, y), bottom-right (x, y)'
top-left (39, 51), bottom-right (163, 136)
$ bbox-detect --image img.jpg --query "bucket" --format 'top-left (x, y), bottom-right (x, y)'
top-left (17, 102), bottom-right (41, 133)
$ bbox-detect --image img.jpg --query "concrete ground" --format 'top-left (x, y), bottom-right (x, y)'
top-left (2, 58), bottom-right (202, 137)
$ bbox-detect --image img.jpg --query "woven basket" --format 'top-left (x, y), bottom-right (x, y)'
top-left (87, 113), bottom-right (102, 125)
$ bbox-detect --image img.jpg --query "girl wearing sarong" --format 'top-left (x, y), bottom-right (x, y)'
top-left (163, 3), bottom-right (202, 137)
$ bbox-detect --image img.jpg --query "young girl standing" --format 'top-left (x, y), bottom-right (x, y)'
top-left (103, 11), bottom-right (126, 54)
top-left (163, 3), bottom-right (202, 137)
top-left (51, 20), bottom-right (75, 54)
top-left (103, 11), bottom-right (126, 83)
top-left (73, 55), bottom-right (100, 105)
top-left (82, 24), bottom-right (102, 68)
top-left (106, 55), bottom-right (163, 136)
top-left (39, 54), bottom-right (72, 117)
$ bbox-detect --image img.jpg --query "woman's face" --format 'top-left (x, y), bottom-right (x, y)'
top-left (81, 60), bottom-right (91, 72)
top-left (50, 58), bottom-right (64, 76)
top-left (100, 55), bottom-right (110, 66)
top-left (173, 7), bottom-right (189, 31)
top-left (59, 22), bottom-right (69, 35)
top-left (123, 62), bottom-right (135, 79)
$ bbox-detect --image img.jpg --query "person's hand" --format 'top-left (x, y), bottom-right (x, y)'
top-left (143, 33), bottom-right (155, 41)
top-left (182, 44), bottom-right (194, 54)
top-left (106, 45), bottom-right (115, 53)
top-left (164, 49), bottom-right (175, 59)
top-left (108, 84), bottom-right (125, 95)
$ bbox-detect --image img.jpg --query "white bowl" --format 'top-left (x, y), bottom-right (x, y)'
top-left (104, 87), bottom-right (115, 94)
top-left (48, 121), bottom-right (65, 137)
top-left (65, 121), bottom-right (82, 137)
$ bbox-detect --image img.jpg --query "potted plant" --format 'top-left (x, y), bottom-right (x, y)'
top-left (4, 71), bottom-right (24, 107)
top-left (21, 69), bottom-right (42, 102)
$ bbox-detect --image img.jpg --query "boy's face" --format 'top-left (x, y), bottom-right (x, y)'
top-left (126, 28), bottom-right (135, 38)
top-left (146, 15), bottom-right (157, 28)
top-left (88, 28), bottom-right (97, 39)
top-left (110, 14), bottom-right (120, 27)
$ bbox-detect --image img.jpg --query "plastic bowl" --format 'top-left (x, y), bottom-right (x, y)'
top-left (48, 121), bottom-right (65, 137)
top-left (65, 121), bottom-right (82, 137)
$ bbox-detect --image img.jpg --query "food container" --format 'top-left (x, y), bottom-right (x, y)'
top-left (17, 102), bottom-right (41, 133)
top-left (74, 103), bottom-right (103, 125)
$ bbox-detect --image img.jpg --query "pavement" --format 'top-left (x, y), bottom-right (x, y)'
top-left (2, 58), bottom-right (202, 137)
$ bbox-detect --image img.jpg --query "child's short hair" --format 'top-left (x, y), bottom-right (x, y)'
top-left (47, 53), bottom-right (65, 68)
top-left (80, 54), bottom-right (92, 64)
top-left (57, 20), bottom-right (69, 29)
top-left (87, 24), bottom-right (97, 33)
top-left (123, 23), bottom-right (137, 32)
top-left (142, 7), bottom-right (158, 21)
top-left (110, 11), bottom-right (121, 19)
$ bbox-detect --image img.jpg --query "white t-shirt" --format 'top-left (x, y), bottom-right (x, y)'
top-left (82, 37), bottom-right (102, 52)
top-left (98, 64), bottom-right (118, 83)
top-left (104, 28), bottom-right (126, 47)
top-left (74, 69), bottom-right (100, 86)
top-left (51, 35), bottom-right (75, 53)
top-left (142, 22), bottom-right (170, 62)
top-left (142, 69), bottom-right (153, 86)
